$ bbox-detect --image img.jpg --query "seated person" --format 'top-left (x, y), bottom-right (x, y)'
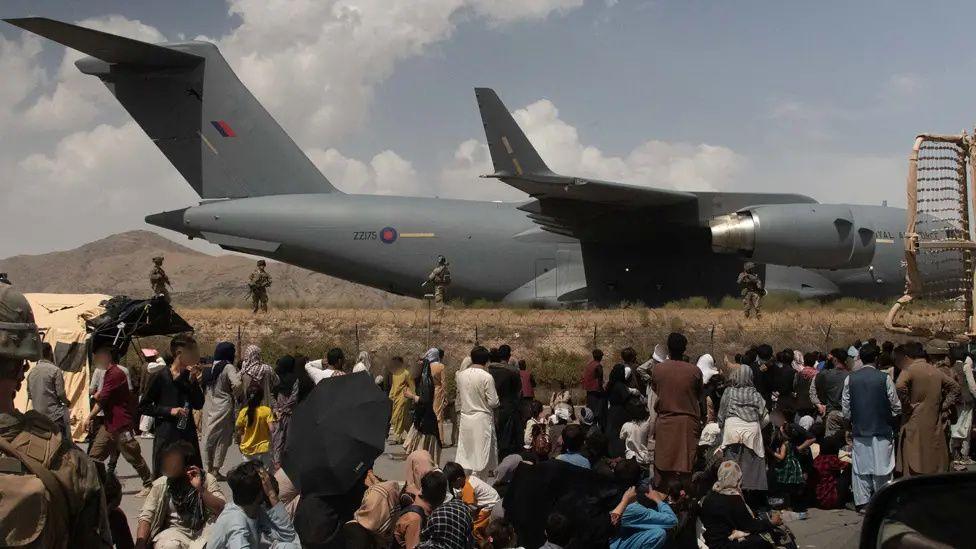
top-left (810, 435), bottom-right (850, 510)
top-left (208, 461), bottom-right (300, 548)
top-left (609, 479), bottom-right (677, 549)
top-left (395, 470), bottom-right (449, 549)
top-left (347, 471), bottom-right (401, 548)
top-left (700, 461), bottom-right (781, 549)
top-left (555, 424), bottom-right (590, 469)
top-left (135, 441), bottom-right (225, 549)
top-left (443, 461), bottom-right (500, 543)
top-left (417, 484), bottom-right (474, 549)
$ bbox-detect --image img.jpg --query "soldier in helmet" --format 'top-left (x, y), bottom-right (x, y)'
top-left (149, 256), bottom-right (171, 301)
top-left (0, 273), bottom-right (10, 285)
top-left (0, 285), bottom-right (113, 547)
top-left (248, 260), bottom-right (272, 313)
top-left (737, 261), bottom-right (764, 319)
top-left (424, 255), bottom-right (452, 308)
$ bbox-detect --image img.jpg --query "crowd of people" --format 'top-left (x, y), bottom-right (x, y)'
top-left (5, 272), bottom-right (974, 548)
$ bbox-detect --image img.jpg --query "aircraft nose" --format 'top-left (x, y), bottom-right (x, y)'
top-left (145, 207), bottom-right (198, 237)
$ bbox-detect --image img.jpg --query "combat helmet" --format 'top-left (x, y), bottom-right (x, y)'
top-left (152, 256), bottom-right (164, 264)
top-left (743, 261), bottom-right (755, 271)
top-left (257, 260), bottom-right (267, 267)
top-left (0, 285), bottom-right (42, 361)
top-left (437, 255), bottom-right (447, 265)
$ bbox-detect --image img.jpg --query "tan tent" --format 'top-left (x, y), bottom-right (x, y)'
top-left (16, 293), bottom-right (110, 441)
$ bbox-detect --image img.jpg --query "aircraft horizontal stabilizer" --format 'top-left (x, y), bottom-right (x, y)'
top-left (4, 17), bottom-right (201, 67)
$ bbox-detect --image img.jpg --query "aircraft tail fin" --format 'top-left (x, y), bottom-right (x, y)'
top-left (5, 17), bottom-right (339, 198)
top-left (474, 87), bottom-right (554, 178)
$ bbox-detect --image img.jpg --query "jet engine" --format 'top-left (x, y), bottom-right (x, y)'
top-left (709, 204), bottom-right (876, 270)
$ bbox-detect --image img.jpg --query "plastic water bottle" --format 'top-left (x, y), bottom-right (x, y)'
top-left (177, 400), bottom-right (190, 430)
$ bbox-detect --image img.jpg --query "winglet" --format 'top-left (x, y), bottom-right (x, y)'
top-left (4, 17), bottom-right (201, 67)
top-left (474, 87), bottom-right (553, 178)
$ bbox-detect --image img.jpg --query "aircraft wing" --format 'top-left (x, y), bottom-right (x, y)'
top-left (475, 87), bottom-right (814, 241)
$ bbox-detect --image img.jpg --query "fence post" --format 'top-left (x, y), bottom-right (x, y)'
top-left (822, 323), bottom-right (832, 349)
top-left (355, 322), bottom-right (361, 355)
top-left (592, 324), bottom-right (598, 349)
top-left (475, 325), bottom-right (479, 345)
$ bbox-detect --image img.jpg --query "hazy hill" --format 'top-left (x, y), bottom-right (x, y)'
top-left (0, 230), bottom-right (415, 308)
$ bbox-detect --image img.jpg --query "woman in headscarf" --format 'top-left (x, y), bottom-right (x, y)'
top-left (388, 356), bottom-right (415, 444)
top-left (269, 355), bottom-right (299, 471)
top-left (697, 353), bottom-right (723, 423)
top-left (717, 364), bottom-right (769, 495)
top-left (403, 352), bottom-right (442, 463)
top-left (354, 350), bottom-right (373, 374)
top-left (424, 348), bottom-right (449, 443)
top-left (700, 461), bottom-right (779, 549)
top-left (606, 364), bottom-right (633, 457)
top-left (239, 344), bottom-right (277, 407)
top-left (201, 342), bottom-right (239, 480)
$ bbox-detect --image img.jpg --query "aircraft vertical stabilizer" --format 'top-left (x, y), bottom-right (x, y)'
top-left (474, 87), bottom-right (555, 178)
top-left (5, 17), bottom-right (339, 199)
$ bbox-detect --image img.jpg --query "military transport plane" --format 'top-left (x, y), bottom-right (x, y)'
top-left (7, 18), bottom-right (909, 306)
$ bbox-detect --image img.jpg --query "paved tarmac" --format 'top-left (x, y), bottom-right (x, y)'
top-left (112, 436), bottom-right (863, 548)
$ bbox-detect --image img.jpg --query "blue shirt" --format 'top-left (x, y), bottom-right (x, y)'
top-left (207, 501), bottom-right (300, 549)
top-left (556, 453), bottom-right (591, 469)
top-left (609, 501), bottom-right (677, 549)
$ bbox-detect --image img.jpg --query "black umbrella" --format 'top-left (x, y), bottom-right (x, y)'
top-left (282, 372), bottom-right (391, 496)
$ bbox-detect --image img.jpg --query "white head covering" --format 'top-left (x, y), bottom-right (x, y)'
top-left (696, 354), bottom-right (718, 384)
top-left (356, 351), bottom-right (372, 373)
top-left (652, 344), bottom-right (667, 363)
top-left (423, 348), bottom-right (440, 364)
top-left (459, 356), bottom-right (473, 371)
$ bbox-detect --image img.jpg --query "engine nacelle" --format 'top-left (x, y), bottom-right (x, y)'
top-left (709, 204), bottom-right (876, 270)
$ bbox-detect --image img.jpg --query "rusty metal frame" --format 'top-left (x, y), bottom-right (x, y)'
top-left (885, 133), bottom-right (975, 341)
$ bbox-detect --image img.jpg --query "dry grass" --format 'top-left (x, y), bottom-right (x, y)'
top-left (171, 302), bottom-right (908, 391)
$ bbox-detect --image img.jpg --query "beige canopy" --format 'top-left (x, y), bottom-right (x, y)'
top-left (16, 293), bottom-right (110, 441)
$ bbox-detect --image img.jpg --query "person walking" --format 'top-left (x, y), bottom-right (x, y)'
top-left (455, 346), bottom-right (500, 479)
top-left (26, 342), bottom-right (71, 439)
top-left (650, 333), bottom-right (703, 482)
top-left (404, 353), bottom-right (443, 464)
top-left (86, 341), bottom-right (154, 496)
top-left (389, 356), bottom-right (415, 444)
top-left (895, 342), bottom-right (961, 477)
top-left (488, 347), bottom-right (522, 460)
top-left (202, 342), bottom-right (239, 480)
top-left (841, 344), bottom-right (901, 511)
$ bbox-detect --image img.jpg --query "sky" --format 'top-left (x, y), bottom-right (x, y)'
top-left (3, 0), bottom-right (976, 257)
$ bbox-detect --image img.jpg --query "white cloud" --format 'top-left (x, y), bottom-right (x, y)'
top-left (437, 98), bottom-right (745, 199)
top-left (308, 147), bottom-right (422, 195)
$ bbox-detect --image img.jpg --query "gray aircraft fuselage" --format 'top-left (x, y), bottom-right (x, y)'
top-left (151, 194), bottom-right (908, 305)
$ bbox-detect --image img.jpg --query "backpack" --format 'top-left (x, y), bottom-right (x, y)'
top-left (0, 430), bottom-right (73, 548)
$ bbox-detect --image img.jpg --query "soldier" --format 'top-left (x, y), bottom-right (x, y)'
top-left (737, 261), bottom-right (764, 319)
top-left (149, 256), bottom-right (171, 301)
top-left (0, 284), bottom-right (113, 547)
top-left (248, 259), bottom-right (272, 313)
top-left (424, 255), bottom-right (452, 308)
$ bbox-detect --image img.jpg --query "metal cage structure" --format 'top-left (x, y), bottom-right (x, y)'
top-left (886, 133), bottom-right (976, 341)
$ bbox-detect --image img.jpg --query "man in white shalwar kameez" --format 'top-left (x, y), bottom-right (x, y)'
top-left (842, 344), bottom-right (901, 511)
top-left (455, 346), bottom-right (500, 479)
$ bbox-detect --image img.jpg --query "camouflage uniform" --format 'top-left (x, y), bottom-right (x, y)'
top-left (248, 261), bottom-right (272, 313)
top-left (426, 258), bottom-right (451, 308)
top-left (149, 256), bottom-right (171, 300)
top-left (737, 263), bottom-right (764, 319)
top-left (0, 285), bottom-right (112, 548)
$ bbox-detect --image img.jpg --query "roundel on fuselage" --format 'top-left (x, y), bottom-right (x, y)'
top-left (380, 227), bottom-right (398, 244)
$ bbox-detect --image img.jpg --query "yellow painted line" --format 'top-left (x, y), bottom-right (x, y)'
top-left (198, 131), bottom-right (218, 155)
top-left (512, 158), bottom-right (523, 175)
top-left (399, 232), bottom-right (436, 238)
top-left (877, 238), bottom-right (895, 244)
top-left (502, 136), bottom-right (514, 154)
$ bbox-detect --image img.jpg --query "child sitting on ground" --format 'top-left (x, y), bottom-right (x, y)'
top-left (443, 461), bottom-right (500, 544)
top-left (810, 434), bottom-right (850, 509)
